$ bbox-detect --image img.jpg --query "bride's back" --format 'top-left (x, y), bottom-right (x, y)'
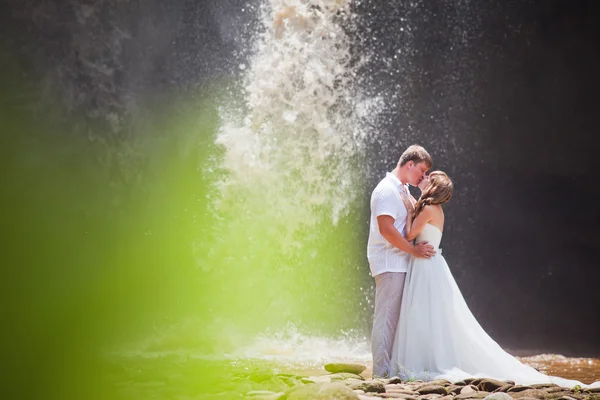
top-left (415, 205), bottom-right (444, 250)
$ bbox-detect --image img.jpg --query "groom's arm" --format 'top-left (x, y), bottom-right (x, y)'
top-left (377, 215), bottom-right (433, 258)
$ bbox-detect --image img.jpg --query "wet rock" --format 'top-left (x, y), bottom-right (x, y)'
top-left (310, 375), bottom-right (333, 383)
top-left (448, 385), bottom-right (465, 395)
top-left (325, 363), bottom-right (367, 375)
top-left (507, 386), bottom-right (535, 393)
top-left (363, 382), bottom-right (387, 393)
top-left (417, 385), bottom-right (447, 395)
top-left (430, 380), bottom-right (452, 387)
top-left (563, 394), bottom-right (585, 400)
top-left (247, 390), bottom-right (278, 396)
top-left (512, 398), bottom-right (538, 400)
top-left (381, 394), bottom-right (412, 399)
top-left (461, 385), bottom-right (479, 395)
top-left (479, 379), bottom-right (507, 392)
top-left (531, 384), bottom-right (559, 390)
top-left (386, 384), bottom-right (403, 391)
top-left (510, 389), bottom-right (550, 399)
top-left (493, 385), bottom-right (514, 393)
top-left (329, 373), bottom-right (365, 381)
top-left (387, 388), bottom-right (419, 396)
top-left (557, 396), bottom-right (579, 400)
top-left (544, 391), bottom-right (571, 398)
top-left (483, 393), bottom-right (513, 400)
top-left (246, 390), bottom-right (285, 400)
top-left (286, 382), bottom-right (359, 400)
top-left (418, 394), bottom-right (444, 400)
top-left (544, 387), bottom-right (570, 394)
top-left (455, 391), bottom-right (491, 399)
top-left (214, 392), bottom-right (245, 399)
top-left (389, 377), bottom-right (404, 385)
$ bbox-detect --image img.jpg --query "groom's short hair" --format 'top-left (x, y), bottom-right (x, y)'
top-left (398, 145), bottom-right (432, 168)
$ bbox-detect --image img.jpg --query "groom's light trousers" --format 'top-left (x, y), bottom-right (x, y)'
top-left (371, 271), bottom-right (406, 378)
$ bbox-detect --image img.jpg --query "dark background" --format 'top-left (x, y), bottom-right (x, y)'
top-left (356, 0), bottom-right (600, 356)
top-left (1, 0), bottom-right (599, 356)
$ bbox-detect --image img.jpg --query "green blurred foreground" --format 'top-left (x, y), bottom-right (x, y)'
top-left (0, 64), bottom-right (368, 398)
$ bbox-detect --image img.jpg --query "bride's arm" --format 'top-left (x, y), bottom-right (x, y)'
top-left (399, 195), bottom-right (415, 237)
top-left (405, 206), bottom-right (433, 241)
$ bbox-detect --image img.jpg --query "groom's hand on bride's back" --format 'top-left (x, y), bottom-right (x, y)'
top-left (414, 241), bottom-right (435, 258)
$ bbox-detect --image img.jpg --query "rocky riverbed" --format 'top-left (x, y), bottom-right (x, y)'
top-left (106, 356), bottom-right (600, 400)
top-left (238, 364), bottom-right (600, 400)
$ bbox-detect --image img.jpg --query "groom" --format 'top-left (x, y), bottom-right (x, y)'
top-left (367, 145), bottom-right (436, 378)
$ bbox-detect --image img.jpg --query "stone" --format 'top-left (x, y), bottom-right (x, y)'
top-left (387, 389), bottom-right (420, 396)
top-left (310, 375), bottom-right (333, 383)
top-left (429, 380), bottom-right (452, 387)
top-left (329, 373), bottom-right (365, 381)
top-left (287, 382), bottom-right (360, 400)
top-left (381, 394), bottom-right (412, 399)
top-left (510, 389), bottom-right (550, 399)
top-left (507, 386), bottom-right (534, 393)
top-left (493, 385), bottom-right (514, 393)
top-left (247, 391), bottom-right (278, 396)
top-left (544, 387), bottom-right (570, 394)
top-left (363, 382), bottom-right (387, 394)
top-left (389, 377), bottom-right (404, 385)
top-left (479, 379), bottom-right (507, 393)
top-left (417, 385), bottom-right (448, 395)
top-left (325, 363), bottom-right (368, 375)
top-left (484, 393), bottom-right (514, 400)
top-left (345, 378), bottom-right (366, 386)
top-left (557, 397), bottom-right (579, 400)
top-left (531, 384), bottom-right (559, 390)
top-left (447, 385), bottom-right (464, 394)
top-left (461, 385), bottom-right (479, 395)
top-left (455, 391), bottom-right (491, 399)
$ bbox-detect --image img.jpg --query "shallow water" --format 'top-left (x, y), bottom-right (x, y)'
top-left (119, 330), bottom-right (600, 394)
top-left (518, 354), bottom-right (600, 384)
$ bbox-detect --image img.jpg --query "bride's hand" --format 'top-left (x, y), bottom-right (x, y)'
top-left (400, 195), bottom-right (414, 214)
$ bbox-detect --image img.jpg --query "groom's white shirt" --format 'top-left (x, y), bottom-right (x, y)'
top-left (367, 172), bottom-right (411, 276)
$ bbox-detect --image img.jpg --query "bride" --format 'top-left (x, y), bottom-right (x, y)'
top-left (390, 171), bottom-right (599, 388)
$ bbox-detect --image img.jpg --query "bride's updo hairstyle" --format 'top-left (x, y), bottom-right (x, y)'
top-left (414, 171), bottom-right (453, 218)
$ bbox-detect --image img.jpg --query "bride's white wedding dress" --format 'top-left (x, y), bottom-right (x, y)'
top-left (390, 223), bottom-right (600, 388)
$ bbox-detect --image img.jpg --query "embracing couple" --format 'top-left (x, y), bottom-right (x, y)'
top-left (367, 145), bottom-right (599, 388)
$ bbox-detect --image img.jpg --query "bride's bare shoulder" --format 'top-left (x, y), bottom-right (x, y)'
top-left (422, 204), bottom-right (442, 215)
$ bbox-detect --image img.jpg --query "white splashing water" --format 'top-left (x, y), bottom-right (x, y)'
top-left (216, 0), bottom-right (367, 240)
top-left (233, 324), bottom-right (371, 369)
